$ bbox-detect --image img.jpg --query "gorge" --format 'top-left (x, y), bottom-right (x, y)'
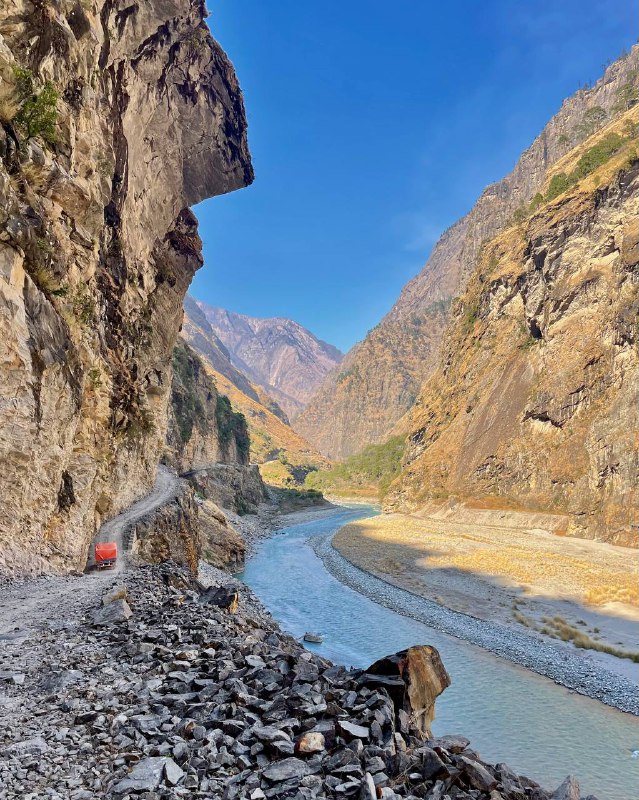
top-left (0, 3), bottom-right (637, 800)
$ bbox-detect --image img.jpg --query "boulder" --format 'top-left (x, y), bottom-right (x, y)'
top-left (91, 599), bottom-right (132, 626)
top-left (361, 646), bottom-right (451, 736)
top-left (458, 755), bottom-right (498, 792)
top-left (200, 585), bottom-right (239, 613)
top-left (102, 585), bottom-right (128, 606)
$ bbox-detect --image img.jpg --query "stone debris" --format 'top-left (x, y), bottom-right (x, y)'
top-left (90, 597), bottom-right (133, 626)
top-left (0, 561), bottom-right (590, 800)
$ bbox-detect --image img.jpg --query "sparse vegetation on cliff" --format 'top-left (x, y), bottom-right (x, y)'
top-left (305, 435), bottom-right (405, 499)
top-left (215, 394), bottom-right (250, 460)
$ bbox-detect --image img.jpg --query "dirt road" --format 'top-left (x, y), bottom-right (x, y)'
top-left (0, 465), bottom-right (180, 642)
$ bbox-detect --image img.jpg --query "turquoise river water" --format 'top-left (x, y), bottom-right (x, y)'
top-left (239, 504), bottom-right (639, 800)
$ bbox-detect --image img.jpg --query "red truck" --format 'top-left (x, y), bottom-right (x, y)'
top-left (95, 542), bottom-right (117, 569)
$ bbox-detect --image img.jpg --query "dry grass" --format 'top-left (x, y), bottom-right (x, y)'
top-left (538, 615), bottom-right (639, 663)
top-left (335, 515), bottom-right (639, 612)
top-left (0, 95), bottom-right (19, 124)
top-left (584, 585), bottom-right (639, 607)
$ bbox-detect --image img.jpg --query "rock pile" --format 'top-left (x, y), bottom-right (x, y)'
top-left (0, 562), bottom-right (588, 799)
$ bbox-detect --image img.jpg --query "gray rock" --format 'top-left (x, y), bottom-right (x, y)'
top-left (91, 599), bottom-right (132, 626)
top-left (3, 737), bottom-right (49, 756)
top-left (428, 734), bottom-right (470, 754)
top-left (262, 757), bottom-right (309, 782)
top-left (552, 776), bottom-right (580, 800)
top-left (458, 755), bottom-right (498, 792)
top-left (112, 756), bottom-right (168, 793)
top-left (338, 720), bottom-right (370, 740)
top-left (163, 757), bottom-right (184, 786)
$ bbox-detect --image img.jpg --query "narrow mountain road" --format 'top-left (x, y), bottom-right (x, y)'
top-left (0, 465), bottom-right (180, 641)
top-left (86, 464), bottom-right (181, 572)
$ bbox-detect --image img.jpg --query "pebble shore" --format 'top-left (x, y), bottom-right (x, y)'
top-left (311, 532), bottom-right (639, 716)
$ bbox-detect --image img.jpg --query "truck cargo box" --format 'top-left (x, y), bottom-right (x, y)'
top-left (95, 542), bottom-right (117, 568)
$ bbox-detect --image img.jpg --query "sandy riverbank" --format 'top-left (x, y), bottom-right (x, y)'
top-left (305, 514), bottom-right (639, 714)
top-left (331, 514), bottom-right (639, 677)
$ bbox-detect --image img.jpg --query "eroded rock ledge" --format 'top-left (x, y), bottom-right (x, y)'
top-left (0, 0), bottom-right (252, 577)
top-left (0, 562), bottom-right (586, 799)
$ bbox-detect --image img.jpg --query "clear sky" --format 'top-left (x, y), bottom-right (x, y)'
top-left (191, 1), bottom-right (637, 352)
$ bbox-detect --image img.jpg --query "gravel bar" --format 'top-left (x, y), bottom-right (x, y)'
top-left (311, 532), bottom-right (639, 715)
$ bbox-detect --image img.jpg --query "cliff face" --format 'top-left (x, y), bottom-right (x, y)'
top-left (0, 0), bottom-right (252, 576)
top-left (166, 342), bottom-right (250, 474)
top-left (387, 111), bottom-right (639, 545)
top-left (195, 300), bottom-right (343, 420)
top-left (296, 47), bottom-right (639, 460)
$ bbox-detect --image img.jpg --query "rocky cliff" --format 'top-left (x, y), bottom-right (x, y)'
top-left (296, 46), bottom-right (639, 460)
top-left (0, 0), bottom-right (252, 576)
top-left (166, 341), bottom-right (250, 474)
top-left (387, 108), bottom-right (639, 545)
top-left (195, 299), bottom-right (343, 420)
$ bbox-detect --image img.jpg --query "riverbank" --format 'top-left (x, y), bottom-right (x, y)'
top-left (311, 528), bottom-right (639, 715)
top-left (226, 495), bottom-right (346, 556)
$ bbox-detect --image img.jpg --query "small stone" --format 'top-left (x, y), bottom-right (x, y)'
top-left (163, 758), bottom-right (184, 786)
top-left (112, 756), bottom-right (167, 793)
top-left (338, 720), bottom-right (369, 740)
top-left (253, 725), bottom-right (291, 743)
top-left (296, 732), bottom-right (325, 755)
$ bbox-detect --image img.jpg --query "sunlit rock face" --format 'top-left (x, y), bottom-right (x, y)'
top-left (388, 130), bottom-right (639, 546)
top-left (0, 0), bottom-right (252, 576)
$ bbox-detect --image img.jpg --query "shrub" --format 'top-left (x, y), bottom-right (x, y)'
top-left (572, 132), bottom-right (625, 179)
top-left (545, 172), bottom-right (573, 201)
top-left (305, 435), bottom-right (405, 500)
top-left (13, 68), bottom-right (58, 144)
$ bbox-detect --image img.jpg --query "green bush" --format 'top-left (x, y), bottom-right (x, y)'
top-left (572, 132), bottom-right (625, 179)
top-left (545, 172), bottom-right (573, 201)
top-left (215, 394), bottom-right (250, 458)
top-left (12, 67), bottom-right (58, 144)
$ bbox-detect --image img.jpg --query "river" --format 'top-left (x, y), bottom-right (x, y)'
top-left (239, 504), bottom-right (639, 800)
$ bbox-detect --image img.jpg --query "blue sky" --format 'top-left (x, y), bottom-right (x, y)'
top-left (191, 1), bottom-right (637, 352)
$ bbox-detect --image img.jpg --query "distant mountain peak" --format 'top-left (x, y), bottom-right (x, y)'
top-left (191, 298), bottom-right (343, 419)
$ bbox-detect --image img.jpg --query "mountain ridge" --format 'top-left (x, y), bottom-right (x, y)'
top-left (296, 45), bottom-right (639, 460)
top-left (194, 299), bottom-right (343, 419)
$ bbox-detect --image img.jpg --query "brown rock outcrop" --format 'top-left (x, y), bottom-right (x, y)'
top-left (362, 645), bottom-right (451, 737)
top-left (129, 484), bottom-right (201, 574)
top-left (0, 0), bottom-right (252, 576)
top-left (296, 46), bottom-right (639, 459)
top-left (198, 499), bottom-right (246, 571)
